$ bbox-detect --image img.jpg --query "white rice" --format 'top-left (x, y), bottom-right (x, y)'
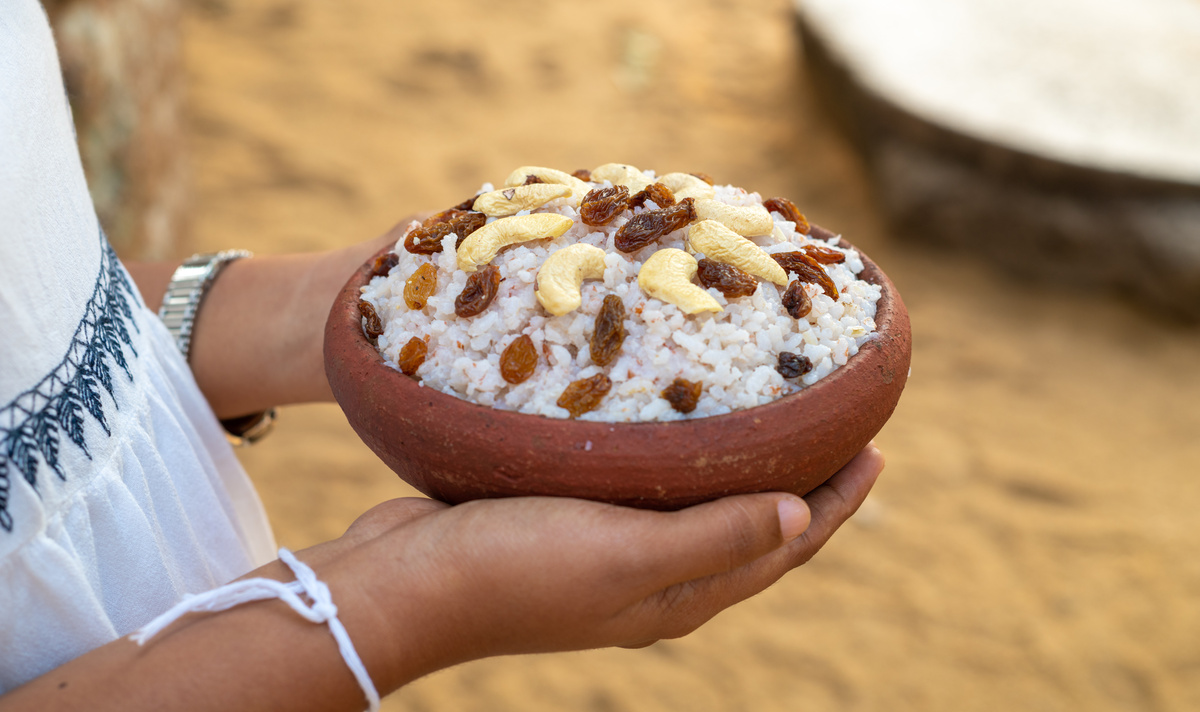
top-left (360, 170), bottom-right (882, 422)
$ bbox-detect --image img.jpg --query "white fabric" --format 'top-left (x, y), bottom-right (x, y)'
top-left (0, 0), bottom-right (276, 693)
top-left (132, 548), bottom-right (381, 712)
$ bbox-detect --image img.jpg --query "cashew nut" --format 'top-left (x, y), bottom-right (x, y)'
top-left (687, 220), bottom-right (789, 286)
top-left (637, 248), bottom-right (722, 314)
top-left (457, 213), bottom-right (574, 272)
top-left (535, 243), bottom-right (608, 316)
top-left (658, 172), bottom-right (715, 201)
top-left (472, 184), bottom-right (571, 217)
top-left (504, 166), bottom-right (593, 203)
top-left (591, 162), bottom-right (654, 193)
top-left (694, 198), bottom-right (774, 236)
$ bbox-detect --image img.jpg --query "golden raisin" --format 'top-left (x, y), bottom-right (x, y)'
top-left (397, 337), bottom-right (427, 376)
top-left (454, 264), bottom-right (502, 317)
top-left (614, 197), bottom-right (696, 253)
top-left (696, 259), bottom-right (757, 298)
top-left (500, 334), bottom-right (538, 384)
top-left (689, 172), bottom-right (715, 185)
top-left (662, 377), bottom-right (703, 414)
top-left (781, 280), bottom-right (812, 319)
top-left (580, 186), bottom-right (630, 226)
top-left (802, 244), bottom-right (846, 264)
top-left (776, 351), bottom-right (813, 379)
top-left (762, 197), bottom-right (811, 235)
top-left (589, 295), bottom-right (626, 366)
top-left (403, 263), bottom-right (438, 310)
top-left (358, 300), bottom-right (384, 339)
top-left (771, 251), bottom-right (839, 300)
top-left (556, 374), bottom-right (612, 418)
top-left (628, 182), bottom-right (676, 209)
top-left (572, 169), bottom-right (592, 182)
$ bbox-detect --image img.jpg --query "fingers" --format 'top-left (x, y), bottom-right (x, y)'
top-left (786, 443), bottom-right (885, 566)
top-left (629, 492), bottom-right (811, 589)
top-left (630, 444), bottom-right (885, 639)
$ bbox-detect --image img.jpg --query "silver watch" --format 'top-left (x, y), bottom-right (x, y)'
top-left (158, 250), bottom-right (276, 446)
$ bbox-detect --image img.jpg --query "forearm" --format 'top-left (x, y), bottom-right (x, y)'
top-left (125, 231), bottom-right (398, 418)
top-left (0, 540), bottom-right (438, 712)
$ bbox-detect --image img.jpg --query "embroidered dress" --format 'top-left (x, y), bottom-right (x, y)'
top-left (0, 1), bottom-right (276, 692)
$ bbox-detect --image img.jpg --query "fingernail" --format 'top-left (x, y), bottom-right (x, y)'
top-left (777, 497), bottom-right (810, 541)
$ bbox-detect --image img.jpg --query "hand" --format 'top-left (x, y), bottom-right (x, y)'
top-left (299, 444), bottom-right (885, 690)
top-left (3, 446), bottom-right (882, 712)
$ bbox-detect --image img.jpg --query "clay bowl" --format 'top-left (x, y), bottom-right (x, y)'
top-left (324, 228), bottom-right (910, 510)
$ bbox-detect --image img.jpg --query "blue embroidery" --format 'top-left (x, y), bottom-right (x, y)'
top-left (0, 229), bottom-right (140, 532)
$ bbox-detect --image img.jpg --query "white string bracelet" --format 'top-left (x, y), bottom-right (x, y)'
top-left (130, 548), bottom-right (381, 712)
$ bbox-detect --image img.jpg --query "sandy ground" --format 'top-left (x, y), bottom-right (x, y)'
top-left (180, 1), bottom-right (1200, 710)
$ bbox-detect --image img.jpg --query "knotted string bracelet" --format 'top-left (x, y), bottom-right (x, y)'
top-left (130, 548), bottom-right (381, 712)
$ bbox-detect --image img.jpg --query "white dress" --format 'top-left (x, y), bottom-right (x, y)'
top-left (0, 1), bottom-right (277, 693)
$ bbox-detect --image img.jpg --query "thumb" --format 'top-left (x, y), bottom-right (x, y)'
top-left (634, 493), bottom-right (811, 588)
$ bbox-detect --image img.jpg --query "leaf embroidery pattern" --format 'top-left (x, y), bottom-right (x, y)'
top-left (0, 229), bottom-right (140, 532)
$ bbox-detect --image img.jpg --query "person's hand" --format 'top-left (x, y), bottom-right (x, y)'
top-left (4, 446), bottom-right (882, 712)
top-left (295, 444), bottom-right (885, 690)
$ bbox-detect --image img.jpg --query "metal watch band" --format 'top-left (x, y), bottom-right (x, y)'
top-left (158, 249), bottom-right (252, 358)
top-left (158, 250), bottom-right (276, 446)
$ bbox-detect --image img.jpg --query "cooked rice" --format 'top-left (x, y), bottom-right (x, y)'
top-left (359, 171), bottom-right (882, 422)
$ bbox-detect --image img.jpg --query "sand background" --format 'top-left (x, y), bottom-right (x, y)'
top-left (178, 1), bottom-right (1200, 709)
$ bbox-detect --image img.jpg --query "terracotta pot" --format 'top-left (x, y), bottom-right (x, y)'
top-left (324, 230), bottom-right (910, 509)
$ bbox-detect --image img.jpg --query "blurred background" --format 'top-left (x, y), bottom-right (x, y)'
top-left (50, 0), bottom-right (1199, 709)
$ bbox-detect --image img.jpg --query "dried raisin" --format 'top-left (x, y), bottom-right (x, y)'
top-left (771, 251), bottom-right (839, 300)
top-left (451, 211), bottom-right (487, 247)
top-left (370, 252), bottom-right (400, 278)
top-left (776, 351), bottom-right (813, 379)
top-left (500, 334), bottom-right (538, 384)
top-left (803, 244), bottom-right (846, 264)
top-left (589, 295), bottom-right (626, 366)
top-left (404, 222), bottom-right (453, 254)
top-left (572, 169), bottom-right (592, 182)
top-left (556, 374), bottom-right (612, 418)
top-left (404, 211), bottom-right (486, 254)
top-left (628, 182), bottom-right (676, 209)
top-left (662, 377), bottom-right (703, 414)
top-left (422, 208), bottom-right (468, 228)
top-left (403, 263), bottom-right (438, 310)
top-left (454, 264), bottom-right (502, 317)
top-left (696, 259), bottom-right (757, 298)
top-left (358, 300), bottom-right (383, 339)
top-left (614, 197), bottom-right (696, 253)
top-left (397, 337), bottom-right (427, 376)
top-left (762, 197), bottom-right (811, 235)
top-left (580, 186), bottom-right (630, 226)
top-left (781, 279), bottom-right (812, 318)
